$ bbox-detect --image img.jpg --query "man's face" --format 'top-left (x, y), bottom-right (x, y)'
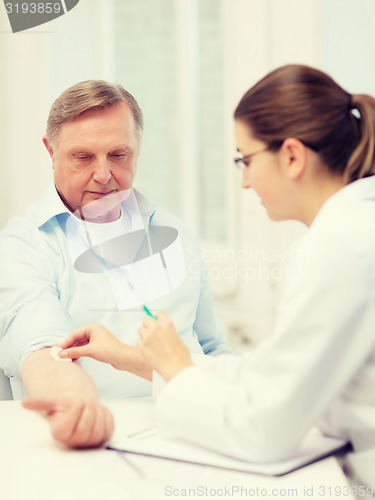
top-left (43, 102), bottom-right (140, 222)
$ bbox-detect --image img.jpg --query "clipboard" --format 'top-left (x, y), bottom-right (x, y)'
top-left (107, 429), bottom-right (350, 477)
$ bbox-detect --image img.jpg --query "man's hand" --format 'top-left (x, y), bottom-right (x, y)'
top-left (21, 348), bottom-right (115, 449)
top-left (137, 311), bottom-right (193, 381)
top-left (22, 392), bottom-right (114, 448)
top-left (59, 322), bottom-right (127, 370)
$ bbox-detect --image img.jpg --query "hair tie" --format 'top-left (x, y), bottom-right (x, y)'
top-left (349, 94), bottom-right (361, 119)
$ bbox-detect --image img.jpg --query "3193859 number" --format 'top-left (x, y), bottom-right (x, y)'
top-left (5, 3), bottom-right (62, 15)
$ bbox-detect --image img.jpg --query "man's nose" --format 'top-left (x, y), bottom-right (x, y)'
top-left (93, 158), bottom-right (111, 184)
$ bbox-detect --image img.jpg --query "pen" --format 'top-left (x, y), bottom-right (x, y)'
top-left (143, 305), bottom-right (157, 319)
top-left (127, 425), bottom-right (158, 439)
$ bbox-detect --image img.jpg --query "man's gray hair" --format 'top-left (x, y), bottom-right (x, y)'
top-left (46, 80), bottom-right (143, 145)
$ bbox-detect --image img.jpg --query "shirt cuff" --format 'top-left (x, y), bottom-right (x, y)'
top-left (19, 331), bottom-right (71, 373)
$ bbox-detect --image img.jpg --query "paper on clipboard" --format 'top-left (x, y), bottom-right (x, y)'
top-left (107, 429), bottom-right (350, 477)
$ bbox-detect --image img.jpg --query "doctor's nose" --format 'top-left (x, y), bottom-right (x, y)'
top-left (241, 169), bottom-right (251, 189)
top-left (93, 158), bottom-right (112, 184)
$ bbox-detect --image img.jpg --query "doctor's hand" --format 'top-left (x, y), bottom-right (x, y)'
top-left (58, 322), bottom-right (128, 370)
top-left (22, 392), bottom-right (114, 449)
top-left (137, 311), bottom-right (193, 381)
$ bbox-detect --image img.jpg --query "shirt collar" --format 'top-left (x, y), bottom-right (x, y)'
top-left (36, 185), bottom-right (156, 229)
top-left (36, 185), bottom-right (71, 228)
top-left (132, 188), bottom-right (156, 220)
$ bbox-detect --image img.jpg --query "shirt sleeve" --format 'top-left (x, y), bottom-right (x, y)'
top-left (192, 253), bottom-right (233, 356)
top-left (0, 222), bottom-right (76, 378)
top-left (155, 237), bottom-right (374, 463)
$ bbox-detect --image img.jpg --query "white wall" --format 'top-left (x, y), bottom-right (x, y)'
top-left (220, 0), bottom-right (319, 341)
top-left (0, 13), bottom-right (50, 226)
top-left (0, 0), bottom-right (114, 228)
top-left (321, 0), bottom-right (375, 94)
top-left (219, 0), bottom-right (375, 344)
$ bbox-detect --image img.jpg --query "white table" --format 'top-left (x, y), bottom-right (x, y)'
top-left (0, 399), bottom-right (350, 500)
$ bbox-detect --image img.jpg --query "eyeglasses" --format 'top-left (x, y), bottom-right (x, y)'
top-left (233, 147), bottom-right (270, 170)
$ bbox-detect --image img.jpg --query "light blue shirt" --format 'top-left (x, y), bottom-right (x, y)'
top-left (0, 185), bottom-right (231, 399)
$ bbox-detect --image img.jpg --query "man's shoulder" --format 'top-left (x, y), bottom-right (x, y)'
top-left (0, 212), bottom-right (47, 267)
top-left (0, 186), bottom-right (57, 240)
top-left (1, 209), bottom-right (37, 240)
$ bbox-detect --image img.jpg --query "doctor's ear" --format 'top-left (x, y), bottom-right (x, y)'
top-left (279, 138), bottom-right (308, 180)
top-left (42, 136), bottom-right (55, 161)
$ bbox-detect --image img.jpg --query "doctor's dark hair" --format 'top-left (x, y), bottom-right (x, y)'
top-left (46, 80), bottom-right (144, 146)
top-left (234, 64), bottom-right (375, 182)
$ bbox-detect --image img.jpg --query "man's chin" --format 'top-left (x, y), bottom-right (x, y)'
top-left (78, 189), bottom-right (132, 222)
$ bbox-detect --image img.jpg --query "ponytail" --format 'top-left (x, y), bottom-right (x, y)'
top-left (234, 65), bottom-right (375, 184)
top-left (345, 94), bottom-right (375, 182)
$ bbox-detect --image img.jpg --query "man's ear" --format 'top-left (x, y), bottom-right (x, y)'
top-left (42, 136), bottom-right (55, 162)
top-left (280, 137), bottom-right (308, 180)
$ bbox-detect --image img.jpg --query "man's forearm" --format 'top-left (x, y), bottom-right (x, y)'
top-left (21, 348), bottom-right (99, 400)
top-left (21, 348), bottom-right (115, 449)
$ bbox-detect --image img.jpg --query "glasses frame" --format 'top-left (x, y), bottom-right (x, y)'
top-left (233, 146), bottom-right (270, 170)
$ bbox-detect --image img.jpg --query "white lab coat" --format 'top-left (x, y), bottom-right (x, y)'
top-left (154, 176), bottom-right (375, 484)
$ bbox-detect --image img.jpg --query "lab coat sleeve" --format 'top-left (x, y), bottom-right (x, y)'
top-left (152, 352), bottom-right (252, 397)
top-left (155, 237), bottom-right (374, 463)
top-left (191, 352), bottom-right (256, 387)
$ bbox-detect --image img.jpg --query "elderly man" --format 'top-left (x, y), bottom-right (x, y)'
top-left (0, 81), bottom-right (231, 448)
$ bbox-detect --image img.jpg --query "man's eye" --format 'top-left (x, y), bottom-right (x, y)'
top-left (111, 153), bottom-right (131, 162)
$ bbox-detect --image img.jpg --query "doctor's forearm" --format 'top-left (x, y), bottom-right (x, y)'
top-left (111, 344), bottom-right (153, 381)
top-left (21, 348), bottom-right (99, 400)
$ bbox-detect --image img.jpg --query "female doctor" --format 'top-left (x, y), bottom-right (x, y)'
top-left (58, 65), bottom-right (375, 484)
